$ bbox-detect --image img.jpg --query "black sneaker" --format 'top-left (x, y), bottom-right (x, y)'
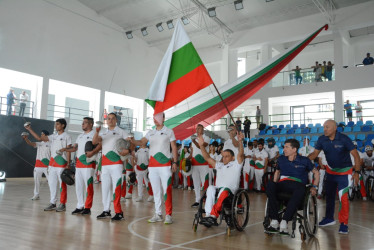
top-left (206, 216), bottom-right (218, 226)
top-left (199, 217), bottom-right (212, 228)
top-left (81, 208), bottom-right (91, 215)
top-left (111, 212), bottom-right (124, 221)
top-left (97, 211), bottom-right (111, 219)
top-left (44, 203), bottom-right (56, 211)
top-left (72, 208), bottom-right (84, 215)
top-left (265, 226), bottom-right (279, 234)
top-left (191, 202), bottom-right (199, 208)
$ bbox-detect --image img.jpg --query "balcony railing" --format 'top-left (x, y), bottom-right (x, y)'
top-left (0, 96), bottom-right (34, 117)
top-left (271, 67), bottom-right (335, 87)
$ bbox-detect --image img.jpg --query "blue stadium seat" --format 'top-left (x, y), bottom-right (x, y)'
top-left (267, 130), bottom-right (272, 135)
top-left (280, 129), bottom-right (287, 135)
top-left (356, 120), bottom-right (364, 126)
top-left (259, 130), bottom-right (266, 135)
top-left (353, 126), bottom-right (361, 132)
top-left (265, 137), bottom-right (270, 141)
top-left (339, 122), bottom-right (346, 126)
top-left (295, 136), bottom-right (302, 141)
top-left (308, 124), bottom-right (314, 128)
top-left (357, 141), bottom-right (363, 148)
top-left (276, 142), bottom-right (282, 148)
top-left (293, 124), bottom-right (298, 129)
top-left (286, 124), bottom-right (291, 129)
top-left (295, 128), bottom-right (302, 134)
top-left (367, 134), bottom-right (374, 143)
top-left (348, 134), bottom-right (355, 141)
top-left (279, 125), bottom-right (285, 129)
top-left (273, 137), bottom-right (279, 142)
top-left (287, 129), bottom-right (295, 134)
top-left (343, 127), bottom-right (352, 132)
top-left (347, 121), bottom-right (354, 127)
top-left (279, 148), bottom-right (284, 155)
top-left (310, 128), bottom-right (318, 134)
top-left (365, 120), bottom-right (373, 126)
top-left (362, 126), bottom-right (370, 132)
top-left (337, 127), bottom-right (343, 132)
top-left (310, 141), bottom-right (315, 147)
top-left (318, 127), bottom-right (324, 133)
top-left (300, 124), bottom-right (306, 129)
top-left (311, 136), bottom-right (319, 142)
top-left (315, 123), bottom-right (322, 128)
top-left (272, 125), bottom-right (278, 129)
top-left (279, 136), bottom-right (286, 142)
top-left (272, 129), bottom-right (280, 135)
top-left (210, 139), bottom-right (215, 144)
top-left (357, 134), bottom-right (365, 141)
top-left (302, 128), bottom-right (309, 134)
top-left (216, 139), bottom-right (221, 144)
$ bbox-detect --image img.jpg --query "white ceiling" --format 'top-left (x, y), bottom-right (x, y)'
top-left (77, 0), bottom-right (372, 51)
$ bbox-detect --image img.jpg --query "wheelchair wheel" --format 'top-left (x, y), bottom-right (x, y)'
top-left (299, 225), bottom-right (307, 241)
top-left (348, 185), bottom-right (355, 201)
top-left (303, 192), bottom-right (318, 237)
top-left (366, 177), bottom-right (374, 201)
top-left (232, 189), bottom-right (250, 232)
top-left (263, 199), bottom-right (271, 231)
top-left (192, 191), bottom-right (207, 232)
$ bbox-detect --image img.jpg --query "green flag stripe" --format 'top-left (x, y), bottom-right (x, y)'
top-left (167, 42), bottom-right (203, 84)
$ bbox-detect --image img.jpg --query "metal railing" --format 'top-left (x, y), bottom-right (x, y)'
top-left (269, 111), bottom-right (335, 127)
top-left (343, 107), bottom-right (374, 124)
top-left (271, 67), bottom-right (335, 87)
top-left (0, 96), bottom-right (34, 117)
top-left (47, 104), bottom-right (93, 124)
top-left (119, 116), bottom-right (137, 132)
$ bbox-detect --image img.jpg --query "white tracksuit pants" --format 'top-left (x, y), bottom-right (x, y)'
top-left (135, 169), bottom-right (150, 198)
top-left (148, 167), bottom-right (172, 216)
top-left (48, 167), bottom-right (65, 204)
top-left (101, 164), bottom-right (123, 213)
top-left (75, 168), bottom-right (95, 209)
top-left (254, 169), bottom-right (265, 191)
top-left (192, 165), bottom-right (210, 203)
top-left (318, 169), bottom-right (326, 195)
top-left (33, 167), bottom-right (48, 196)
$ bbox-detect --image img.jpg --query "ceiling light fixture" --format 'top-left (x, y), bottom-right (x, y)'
top-left (141, 27), bottom-right (148, 36)
top-left (208, 7), bottom-right (216, 17)
top-left (234, 0), bottom-right (244, 10)
top-left (181, 16), bottom-right (190, 25)
top-left (125, 31), bottom-right (133, 39)
top-left (167, 20), bottom-right (174, 29)
top-left (156, 22), bottom-right (164, 32)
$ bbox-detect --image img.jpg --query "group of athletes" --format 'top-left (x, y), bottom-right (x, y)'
top-left (21, 113), bottom-right (374, 235)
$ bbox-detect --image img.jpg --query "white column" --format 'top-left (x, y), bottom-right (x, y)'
top-left (334, 90), bottom-right (344, 123)
top-left (260, 44), bottom-right (272, 87)
top-left (261, 97), bottom-right (269, 125)
top-left (143, 101), bottom-right (147, 131)
top-left (99, 89), bottom-right (105, 121)
top-left (332, 25), bottom-right (344, 78)
top-left (228, 48), bottom-right (238, 83)
top-left (220, 45), bottom-right (229, 87)
top-left (40, 77), bottom-right (49, 120)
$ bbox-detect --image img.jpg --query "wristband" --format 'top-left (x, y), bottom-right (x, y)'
top-left (171, 161), bottom-right (177, 165)
top-left (354, 170), bottom-right (360, 174)
top-left (312, 185), bottom-right (318, 189)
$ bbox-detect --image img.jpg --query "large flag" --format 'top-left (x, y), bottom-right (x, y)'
top-left (163, 25), bottom-right (329, 139)
top-left (145, 20), bottom-right (213, 115)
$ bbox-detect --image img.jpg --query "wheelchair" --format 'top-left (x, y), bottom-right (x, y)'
top-left (365, 170), bottom-right (374, 201)
top-left (263, 184), bottom-right (318, 241)
top-left (192, 188), bottom-right (250, 236)
top-left (262, 160), bottom-right (277, 191)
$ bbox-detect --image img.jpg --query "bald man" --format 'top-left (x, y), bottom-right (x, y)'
top-left (308, 120), bottom-right (360, 234)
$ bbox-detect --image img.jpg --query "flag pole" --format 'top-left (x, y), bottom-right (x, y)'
top-left (211, 82), bottom-right (238, 129)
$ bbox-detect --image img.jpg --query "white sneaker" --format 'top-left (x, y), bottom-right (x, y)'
top-left (279, 220), bottom-right (289, 236)
top-left (147, 196), bottom-right (154, 202)
top-left (363, 197), bottom-right (367, 201)
top-left (120, 197), bottom-right (126, 202)
top-left (188, 187), bottom-right (192, 191)
top-left (148, 213), bottom-right (163, 223)
top-left (135, 196), bottom-right (143, 202)
top-left (164, 215), bottom-right (173, 224)
top-left (125, 194), bottom-right (132, 199)
top-left (31, 195), bottom-right (40, 200)
top-left (270, 219), bottom-right (279, 228)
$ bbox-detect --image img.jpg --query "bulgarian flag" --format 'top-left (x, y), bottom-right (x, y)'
top-left (145, 20), bottom-right (213, 115)
top-left (162, 24), bottom-right (329, 139)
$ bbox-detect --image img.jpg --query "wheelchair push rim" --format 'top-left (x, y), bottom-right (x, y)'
top-left (231, 189), bottom-right (250, 232)
top-left (303, 192), bottom-right (318, 237)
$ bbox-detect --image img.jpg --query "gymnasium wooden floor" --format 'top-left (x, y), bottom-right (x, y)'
top-left (1, 178), bottom-right (374, 250)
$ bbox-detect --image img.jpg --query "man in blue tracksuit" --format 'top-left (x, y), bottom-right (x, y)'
top-left (308, 120), bottom-right (360, 234)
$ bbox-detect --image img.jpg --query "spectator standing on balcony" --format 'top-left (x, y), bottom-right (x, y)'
top-left (256, 106), bottom-right (261, 129)
top-left (292, 66), bottom-right (302, 85)
top-left (355, 101), bottom-right (363, 122)
top-left (236, 117), bottom-right (242, 132)
top-left (6, 89), bottom-right (16, 116)
top-left (316, 64), bottom-right (323, 82)
top-left (344, 100), bottom-right (353, 122)
top-left (103, 109), bottom-right (108, 125)
top-left (362, 53), bottom-right (374, 65)
top-left (321, 61), bottom-right (327, 80)
top-left (19, 91), bottom-right (29, 117)
top-left (326, 61), bottom-right (334, 81)
top-left (311, 61), bottom-right (319, 82)
top-left (243, 116), bottom-right (251, 139)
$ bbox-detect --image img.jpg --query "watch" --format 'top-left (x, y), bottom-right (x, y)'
top-left (312, 185), bottom-right (318, 190)
top-left (171, 161), bottom-right (177, 165)
top-left (354, 170), bottom-right (360, 174)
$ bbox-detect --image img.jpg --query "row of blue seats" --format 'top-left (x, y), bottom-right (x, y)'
top-left (340, 120), bottom-right (373, 127)
top-left (269, 120), bottom-right (373, 130)
top-left (260, 124), bottom-right (374, 135)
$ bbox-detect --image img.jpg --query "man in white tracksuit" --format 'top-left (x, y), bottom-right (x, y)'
top-left (92, 113), bottom-right (131, 221)
top-left (131, 112), bottom-right (178, 224)
top-left (134, 145), bottom-right (154, 202)
top-left (26, 119), bottom-right (72, 212)
top-left (243, 141), bottom-right (255, 190)
top-left (253, 142), bottom-right (268, 191)
top-left (60, 117), bottom-right (101, 215)
top-left (190, 124), bottom-right (210, 208)
top-left (22, 130), bottom-right (51, 200)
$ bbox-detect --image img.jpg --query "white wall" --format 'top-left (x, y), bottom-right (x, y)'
top-left (0, 0), bottom-right (163, 100)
